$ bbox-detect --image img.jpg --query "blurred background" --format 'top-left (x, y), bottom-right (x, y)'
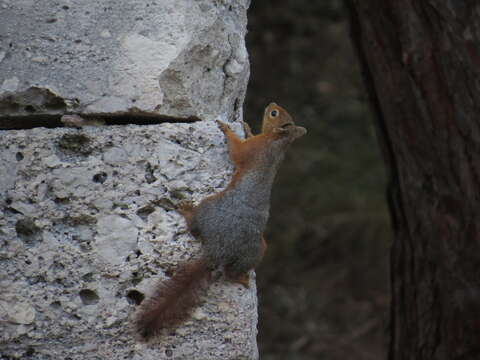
top-left (244, 1), bottom-right (391, 359)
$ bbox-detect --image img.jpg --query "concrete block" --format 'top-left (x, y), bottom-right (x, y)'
top-left (0, 0), bottom-right (249, 124)
top-left (0, 122), bottom-right (259, 359)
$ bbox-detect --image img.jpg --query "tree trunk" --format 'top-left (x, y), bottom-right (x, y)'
top-left (346, 1), bottom-right (480, 359)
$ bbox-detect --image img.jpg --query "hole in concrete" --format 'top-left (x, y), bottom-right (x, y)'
top-left (92, 172), bottom-right (108, 183)
top-left (131, 276), bottom-right (142, 286)
top-left (16, 152), bottom-right (24, 161)
top-left (2, 207), bottom-right (20, 216)
top-left (126, 290), bottom-right (144, 305)
top-left (28, 275), bottom-right (46, 285)
top-left (0, 87), bottom-right (67, 121)
top-left (165, 349), bottom-right (173, 357)
top-left (24, 347), bottom-right (35, 357)
top-left (15, 218), bottom-right (39, 236)
top-left (80, 242), bottom-right (92, 252)
top-left (70, 313), bottom-right (82, 320)
top-left (82, 273), bottom-right (94, 282)
top-left (79, 289), bottom-right (99, 305)
top-left (145, 162), bottom-right (157, 184)
top-left (50, 301), bottom-right (61, 309)
top-left (15, 218), bottom-right (42, 246)
top-left (52, 261), bottom-right (65, 271)
top-left (136, 205), bottom-right (155, 221)
top-left (57, 133), bottom-right (92, 155)
top-left (48, 97), bottom-right (65, 110)
top-left (54, 197), bottom-right (70, 205)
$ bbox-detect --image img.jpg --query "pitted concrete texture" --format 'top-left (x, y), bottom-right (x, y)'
top-left (0, 122), bottom-right (259, 359)
top-left (0, 0), bottom-right (249, 122)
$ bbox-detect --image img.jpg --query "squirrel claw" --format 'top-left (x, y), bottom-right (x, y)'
top-left (177, 200), bottom-right (195, 221)
top-left (178, 200), bottom-right (195, 212)
top-left (177, 200), bottom-right (196, 219)
top-left (216, 120), bottom-right (231, 134)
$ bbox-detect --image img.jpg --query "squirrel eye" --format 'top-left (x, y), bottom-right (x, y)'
top-left (270, 110), bottom-right (279, 117)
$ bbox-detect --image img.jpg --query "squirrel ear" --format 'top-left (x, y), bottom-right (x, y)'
top-left (266, 102), bottom-right (277, 109)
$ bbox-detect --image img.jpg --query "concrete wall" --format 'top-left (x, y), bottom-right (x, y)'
top-left (0, 1), bottom-right (257, 359)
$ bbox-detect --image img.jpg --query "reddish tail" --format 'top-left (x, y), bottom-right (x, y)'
top-left (134, 257), bottom-right (211, 340)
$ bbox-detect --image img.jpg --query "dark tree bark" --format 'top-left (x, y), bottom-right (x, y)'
top-left (346, 1), bottom-right (480, 359)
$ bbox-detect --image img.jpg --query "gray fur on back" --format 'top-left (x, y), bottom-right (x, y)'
top-left (191, 134), bottom-right (295, 274)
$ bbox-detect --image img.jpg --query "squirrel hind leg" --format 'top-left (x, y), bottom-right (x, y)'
top-left (177, 200), bottom-right (200, 235)
top-left (224, 237), bottom-right (268, 288)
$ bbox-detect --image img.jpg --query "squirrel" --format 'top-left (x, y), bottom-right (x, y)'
top-left (134, 103), bottom-right (307, 340)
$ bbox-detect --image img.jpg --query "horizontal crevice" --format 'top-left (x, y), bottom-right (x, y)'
top-left (0, 113), bottom-right (201, 130)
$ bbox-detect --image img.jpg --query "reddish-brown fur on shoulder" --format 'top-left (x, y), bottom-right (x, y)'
top-left (134, 258), bottom-right (211, 340)
top-left (227, 133), bottom-right (275, 188)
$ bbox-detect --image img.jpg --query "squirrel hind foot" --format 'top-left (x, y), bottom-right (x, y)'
top-left (225, 271), bottom-right (250, 289)
top-left (177, 200), bottom-right (195, 213)
top-left (177, 200), bottom-right (197, 230)
top-left (177, 200), bottom-right (202, 237)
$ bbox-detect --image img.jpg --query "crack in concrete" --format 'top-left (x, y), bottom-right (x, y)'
top-left (0, 113), bottom-right (202, 130)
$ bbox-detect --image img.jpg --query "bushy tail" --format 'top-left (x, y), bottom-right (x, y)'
top-left (134, 257), bottom-right (211, 340)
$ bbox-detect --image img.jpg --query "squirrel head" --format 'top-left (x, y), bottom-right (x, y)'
top-left (262, 103), bottom-right (307, 139)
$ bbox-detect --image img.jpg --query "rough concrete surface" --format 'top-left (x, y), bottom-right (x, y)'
top-left (0, 122), bottom-right (259, 359)
top-left (0, 0), bottom-right (249, 122)
top-left (0, 0), bottom-right (258, 357)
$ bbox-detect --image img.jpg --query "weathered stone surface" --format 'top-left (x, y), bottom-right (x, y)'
top-left (0, 123), bottom-right (258, 359)
top-left (0, 0), bottom-right (249, 122)
top-left (0, 0), bottom-right (257, 357)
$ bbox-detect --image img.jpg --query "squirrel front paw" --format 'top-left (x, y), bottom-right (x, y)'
top-left (216, 120), bottom-right (231, 134)
top-left (177, 200), bottom-right (195, 213)
top-left (225, 271), bottom-right (251, 289)
top-left (242, 121), bottom-right (254, 138)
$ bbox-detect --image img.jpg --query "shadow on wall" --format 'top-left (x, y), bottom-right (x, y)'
top-left (245, 1), bottom-right (391, 359)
